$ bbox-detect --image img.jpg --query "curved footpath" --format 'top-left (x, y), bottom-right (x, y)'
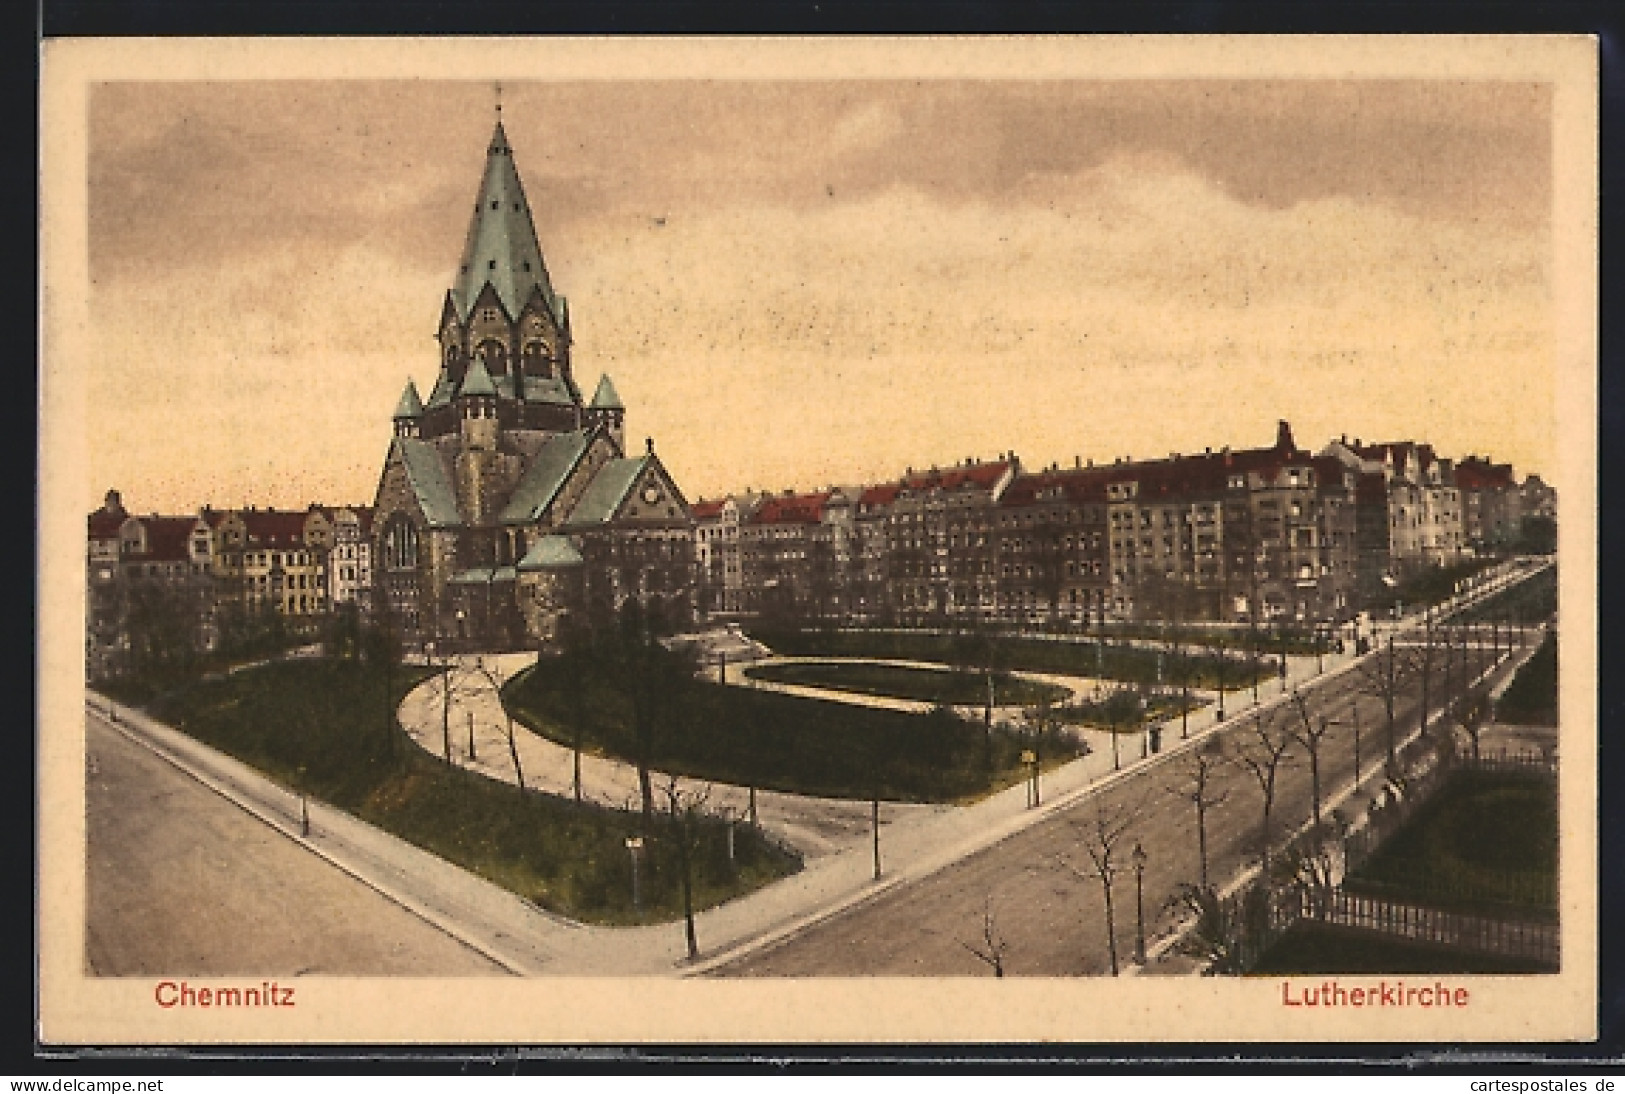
top-left (86, 562), bottom-right (1542, 976)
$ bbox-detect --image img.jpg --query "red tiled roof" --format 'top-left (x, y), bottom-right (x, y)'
top-left (691, 499), bottom-right (726, 520)
top-left (87, 509), bottom-right (126, 539)
top-left (858, 483), bottom-right (901, 508)
top-left (241, 509), bottom-right (310, 547)
top-left (1454, 459), bottom-right (1515, 491)
top-left (1352, 440), bottom-right (1438, 476)
top-left (901, 460), bottom-right (1013, 494)
top-left (125, 516), bottom-right (203, 563)
top-left (1000, 467), bottom-right (1113, 507)
top-left (749, 491), bottom-right (831, 526)
top-left (1003, 438), bottom-right (1317, 509)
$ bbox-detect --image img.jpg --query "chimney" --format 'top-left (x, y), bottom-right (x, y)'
top-left (1276, 419), bottom-right (1295, 451)
top-left (1074, 455), bottom-right (1082, 469)
top-left (1086, 458), bottom-right (1093, 468)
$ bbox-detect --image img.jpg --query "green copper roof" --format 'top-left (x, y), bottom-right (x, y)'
top-left (499, 430), bottom-right (592, 525)
top-left (448, 565), bottom-right (518, 585)
top-left (590, 374), bottom-right (624, 410)
top-left (397, 438), bottom-right (462, 528)
top-left (450, 119), bottom-right (560, 326)
top-left (461, 358), bottom-right (497, 398)
top-left (524, 375), bottom-right (577, 406)
top-left (394, 379), bottom-right (424, 419)
top-left (517, 534), bottom-right (584, 570)
top-left (562, 456), bottom-right (649, 529)
top-left (426, 366), bottom-right (456, 410)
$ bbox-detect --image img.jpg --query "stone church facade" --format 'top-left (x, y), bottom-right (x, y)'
top-left (372, 115), bottom-right (695, 648)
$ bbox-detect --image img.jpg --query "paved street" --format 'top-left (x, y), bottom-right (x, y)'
top-left (83, 558), bottom-right (1548, 978)
top-left (85, 713), bottom-right (505, 977)
top-left (716, 618), bottom-right (1542, 977)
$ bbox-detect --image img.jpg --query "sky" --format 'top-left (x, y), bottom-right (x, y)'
top-left (83, 78), bottom-right (1555, 514)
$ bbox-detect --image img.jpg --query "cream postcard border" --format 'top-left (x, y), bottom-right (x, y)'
top-left (38, 35), bottom-right (1599, 1044)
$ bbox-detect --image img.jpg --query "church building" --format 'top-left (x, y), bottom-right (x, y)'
top-left (372, 113), bottom-right (696, 648)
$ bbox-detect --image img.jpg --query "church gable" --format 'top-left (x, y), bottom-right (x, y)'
top-left (620, 458), bottom-right (691, 524)
top-left (561, 453), bottom-right (690, 530)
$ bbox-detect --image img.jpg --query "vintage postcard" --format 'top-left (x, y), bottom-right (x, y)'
top-left (39, 36), bottom-right (1598, 1044)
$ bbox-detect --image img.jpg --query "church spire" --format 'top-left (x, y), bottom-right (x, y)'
top-left (450, 115), bottom-right (559, 327)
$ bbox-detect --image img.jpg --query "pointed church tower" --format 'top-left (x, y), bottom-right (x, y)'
top-left (440, 116), bottom-right (576, 399)
top-left (587, 374), bottom-right (625, 450)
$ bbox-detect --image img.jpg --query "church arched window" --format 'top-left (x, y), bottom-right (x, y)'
top-left (384, 517), bottom-right (420, 571)
top-left (476, 338), bottom-right (507, 375)
top-left (521, 340), bottom-right (552, 378)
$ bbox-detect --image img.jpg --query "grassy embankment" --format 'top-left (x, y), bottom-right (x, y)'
top-left (749, 628), bottom-right (1271, 693)
top-left (1249, 922), bottom-right (1553, 975)
top-left (1495, 632), bottom-right (1557, 727)
top-left (133, 658), bottom-right (800, 925)
top-left (505, 658), bottom-right (1079, 804)
top-left (1343, 769), bottom-right (1558, 922)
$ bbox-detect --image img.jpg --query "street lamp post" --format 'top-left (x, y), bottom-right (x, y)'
top-left (1351, 701), bottom-right (1362, 786)
top-left (1131, 841), bottom-right (1149, 965)
top-left (298, 763), bottom-right (310, 838)
top-left (871, 798), bottom-right (882, 880)
top-left (1021, 749), bottom-right (1038, 808)
top-left (625, 835), bottom-right (644, 918)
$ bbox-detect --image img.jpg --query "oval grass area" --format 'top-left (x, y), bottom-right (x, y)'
top-left (742, 660), bottom-right (1070, 707)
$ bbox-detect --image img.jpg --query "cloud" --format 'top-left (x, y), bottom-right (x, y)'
top-left (79, 81), bottom-right (1556, 513)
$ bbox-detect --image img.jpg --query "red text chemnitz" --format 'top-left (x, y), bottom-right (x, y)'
top-left (153, 981), bottom-right (296, 1008)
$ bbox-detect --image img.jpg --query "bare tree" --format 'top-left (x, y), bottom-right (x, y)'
top-left (1287, 689), bottom-right (1335, 830)
top-left (660, 775), bottom-right (712, 960)
top-left (474, 660), bottom-right (526, 794)
top-left (425, 646), bottom-right (474, 765)
top-left (1232, 709), bottom-right (1296, 874)
top-left (1060, 789), bottom-right (1150, 975)
top-left (1416, 607), bottom-right (1440, 738)
top-left (957, 894), bottom-right (1010, 978)
top-left (1354, 635), bottom-right (1413, 764)
top-left (1172, 737), bottom-right (1231, 890)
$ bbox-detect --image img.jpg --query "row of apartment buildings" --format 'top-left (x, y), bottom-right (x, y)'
top-left (86, 421), bottom-right (1554, 677)
top-left (86, 490), bottom-right (375, 679)
top-left (692, 422), bottom-right (1554, 630)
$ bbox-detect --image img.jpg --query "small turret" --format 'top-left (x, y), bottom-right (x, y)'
top-left (393, 379), bottom-right (424, 438)
top-left (588, 374), bottom-right (626, 449)
top-left (458, 359), bottom-right (499, 451)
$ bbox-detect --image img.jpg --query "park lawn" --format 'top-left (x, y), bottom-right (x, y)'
top-left (748, 628), bottom-right (1272, 692)
top-left (1344, 769), bottom-right (1558, 921)
top-left (139, 658), bottom-right (800, 926)
top-left (1249, 922), bottom-right (1554, 975)
top-left (741, 660), bottom-right (1068, 707)
top-left (1495, 632), bottom-right (1557, 726)
top-left (505, 658), bottom-right (1074, 803)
